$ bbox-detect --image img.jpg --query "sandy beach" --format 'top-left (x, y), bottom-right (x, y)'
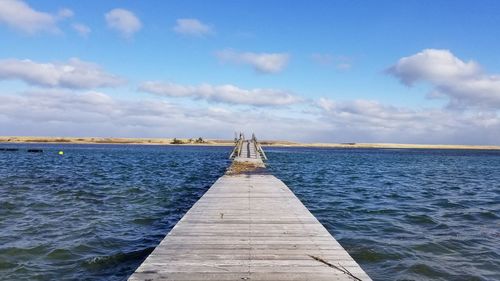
top-left (1, 136), bottom-right (499, 150)
top-left (0, 136), bottom-right (232, 145)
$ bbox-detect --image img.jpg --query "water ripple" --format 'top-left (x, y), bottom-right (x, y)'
top-left (0, 144), bottom-right (230, 280)
top-left (1, 145), bottom-right (499, 280)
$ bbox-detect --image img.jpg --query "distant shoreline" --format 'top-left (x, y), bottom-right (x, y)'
top-left (1, 136), bottom-right (499, 150)
top-left (0, 136), bottom-right (233, 146)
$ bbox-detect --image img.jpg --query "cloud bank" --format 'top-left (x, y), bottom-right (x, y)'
top-left (1, 90), bottom-right (499, 144)
top-left (0, 90), bottom-right (311, 139)
top-left (315, 98), bottom-right (500, 144)
top-left (139, 81), bottom-right (301, 107)
top-left (0, 58), bottom-right (125, 89)
top-left (216, 49), bottom-right (289, 74)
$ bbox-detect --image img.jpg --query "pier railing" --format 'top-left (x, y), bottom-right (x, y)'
top-left (252, 134), bottom-right (267, 160)
top-left (229, 136), bottom-right (244, 159)
top-left (229, 134), bottom-right (267, 160)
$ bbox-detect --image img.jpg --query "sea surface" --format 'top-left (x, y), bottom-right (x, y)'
top-left (0, 144), bottom-right (499, 281)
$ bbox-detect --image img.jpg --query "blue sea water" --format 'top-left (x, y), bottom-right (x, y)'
top-left (0, 144), bottom-right (230, 280)
top-left (0, 144), bottom-right (499, 280)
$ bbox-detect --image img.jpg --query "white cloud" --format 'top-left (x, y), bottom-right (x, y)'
top-left (173, 18), bottom-right (213, 37)
top-left (387, 49), bottom-right (500, 109)
top-left (0, 0), bottom-right (71, 34)
top-left (0, 58), bottom-right (125, 89)
top-left (215, 49), bottom-right (290, 74)
top-left (105, 8), bottom-right (142, 38)
top-left (138, 81), bottom-right (301, 107)
top-left (72, 23), bottom-right (91, 37)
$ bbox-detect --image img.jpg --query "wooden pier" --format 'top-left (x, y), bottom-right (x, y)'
top-left (129, 136), bottom-right (371, 281)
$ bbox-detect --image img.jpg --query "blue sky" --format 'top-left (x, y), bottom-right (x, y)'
top-left (1, 0), bottom-right (500, 144)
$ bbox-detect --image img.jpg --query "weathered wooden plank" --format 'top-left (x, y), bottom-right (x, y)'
top-left (130, 272), bottom-right (360, 281)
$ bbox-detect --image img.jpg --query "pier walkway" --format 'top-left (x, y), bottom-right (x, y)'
top-left (129, 137), bottom-right (371, 281)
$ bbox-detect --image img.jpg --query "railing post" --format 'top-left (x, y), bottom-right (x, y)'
top-left (229, 135), bottom-right (244, 159)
